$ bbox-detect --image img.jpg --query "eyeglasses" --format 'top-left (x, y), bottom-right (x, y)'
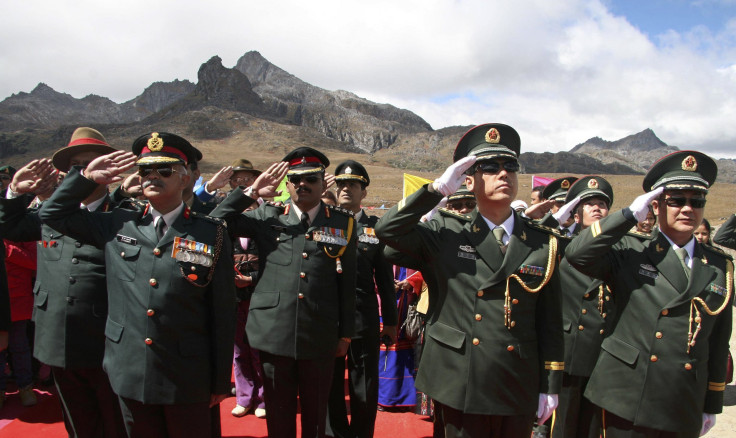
top-left (474, 160), bottom-right (520, 174)
top-left (138, 166), bottom-right (181, 178)
top-left (664, 196), bottom-right (707, 209)
top-left (288, 175), bottom-right (320, 185)
top-left (448, 201), bottom-right (477, 210)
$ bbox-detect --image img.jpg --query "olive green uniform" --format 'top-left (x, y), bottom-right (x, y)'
top-left (565, 209), bottom-right (732, 437)
top-left (375, 185), bottom-right (563, 433)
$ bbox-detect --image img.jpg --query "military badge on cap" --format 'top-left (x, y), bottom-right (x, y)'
top-left (561, 179), bottom-right (571, 189)
top-left (334, 160), bottom-right (370, 185)
top-left (565, 175), bottom-right (613, 206)
top-left (682, 155), bottom-right (697, 171)
top-left (643, 150), bottom-right (716, 193)
top-left (485, 128), bottom-right (501, 144)
top-left (147, 133), bottom-right (164, 151)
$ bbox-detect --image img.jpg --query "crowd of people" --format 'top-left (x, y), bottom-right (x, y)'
top-left (0, 122), bottom-right (733, 438)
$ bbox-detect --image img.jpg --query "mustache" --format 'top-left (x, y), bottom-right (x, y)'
top-left (296, 187), bottom-right (312, 194)
top-left (142, 180), bottom-right (164, 189)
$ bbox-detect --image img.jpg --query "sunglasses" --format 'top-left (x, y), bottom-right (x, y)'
top-left (288, 175), bottom-right (320, 185)
top-left (138, 166), bottom-right (181, 178)
top-left (448, 201), bottom-right (477, 210)
top-left (474, 160), bottom-right (520, 174)
top-left (664, 196), bottom-right (707, 209)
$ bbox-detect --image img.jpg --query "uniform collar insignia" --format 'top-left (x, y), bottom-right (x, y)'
top-left (640, 264), bottom-right (657, 272)
top-left (656, 243), bottom-right (664, 252)
top-left (520, 231), bottom-right (527, 241)
top-left (702, 255), bottom-right (708, 264)
top-left (472, 224), bottom-right (480, 233)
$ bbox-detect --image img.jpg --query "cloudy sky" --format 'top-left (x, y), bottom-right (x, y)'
top-left (2, 0), bottom-right (735, 156)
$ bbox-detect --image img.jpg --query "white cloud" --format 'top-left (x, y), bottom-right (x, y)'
top-left (1, 0), bottom-right (735, 156)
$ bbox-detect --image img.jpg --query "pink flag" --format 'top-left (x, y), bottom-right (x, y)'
top-left (532, 175), bottom-right (555, 188)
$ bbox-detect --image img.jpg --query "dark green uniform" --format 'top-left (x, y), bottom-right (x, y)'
top-left (327, 210), bottom-right (397, 438)
top-left (375, 185), bottom-right (563, 419)
top-left (210, 188), bottom-right (357, 437)
top-left (0, 193), bottom-right (127, 437)
top-left (39, 169), bottom-right (236, 407)
top-left (565, 209), bottom-right (732, 437)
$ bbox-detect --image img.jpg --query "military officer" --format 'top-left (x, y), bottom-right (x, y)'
top-left (38, 132), bottom-right (236, 438)
top-left (542, 175), bottom-right (618, 438)
top-left (0, 128), bottom-right (127, 437)
top-left (326, 160), bottom-right (398, 438)
top-left (565, 151), bottom-right (731, 437)
top-left (209, 147), bottom-right (357, 438)
top-left (446, 184), bottom-right (477, 214)
top-left (375, 123), bottom-right (563, 438)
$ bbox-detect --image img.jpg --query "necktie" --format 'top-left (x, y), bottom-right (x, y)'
top-left (675, 247), bottom-right (690, 278)
top-left (493, 227), bottom-right (507, 255)
top-left (300, 213), bottom-right (310, 230)
top-left (155, 218), bottom-right (166, 241)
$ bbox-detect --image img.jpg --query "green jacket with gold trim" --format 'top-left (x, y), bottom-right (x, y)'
top-left (565, 209), bottom-right (733, 436)
top-left (375, 184), bottom-right (563, 416)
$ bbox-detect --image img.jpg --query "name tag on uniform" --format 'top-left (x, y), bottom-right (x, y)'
top-left (638, 264), bottom-right (658, 279)
top-left (116, 234), bottom-right (137, 245)
top-left (708, 283), bottom-right (727, 297)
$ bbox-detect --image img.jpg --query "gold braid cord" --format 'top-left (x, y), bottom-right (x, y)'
top-left (598, 285), bottom-right (611, 316)
top-left (687, 259), bottom-right (733, 353)
top-left (504, 234), bottom-right (558, 328)
top-left (323, 216), bottom-right (354, 274)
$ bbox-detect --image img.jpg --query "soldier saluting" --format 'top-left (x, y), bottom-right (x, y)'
top-left (38, 133), bottom-right (236, 437)
top-left (375, 123), bottom-right (563, 438)
top-left (565, 150), bottom-right (732, 437)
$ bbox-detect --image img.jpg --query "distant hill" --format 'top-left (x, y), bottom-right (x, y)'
top-left (0, 51), bottom-right (734, 183)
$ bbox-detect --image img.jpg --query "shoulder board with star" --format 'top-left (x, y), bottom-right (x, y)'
top-left (325, 204), bottom-right (354, 217)
top-left (190, 211), bottom-right (227, 228)
top-left (118, 198), bottom-right (147, 211)
top-left (626, 229), bottom-right (654, 241)
top-left (703, 244), bottom-right (733, 261)
top-left (437, 207), bottom-right (471, 221)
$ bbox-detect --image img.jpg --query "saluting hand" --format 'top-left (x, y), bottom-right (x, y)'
top-left (206, 166), bottom-right (233, 192)
top-left (629, 187), bottom-right (664, 222)
top-left (9, 158), bottom-right (58, 195)
top-left (250, 161), bottom-right (289, 198)
top-left (433, 156), bottom-right (477, 196)
top-left (552, 196), bottom-right (581, 224)
top-left (523, 199), bottom-right (555, 219)
top-left (324, 173), bottom-right (336, 190)
top-left (83, 151), bottom-right (138, 185)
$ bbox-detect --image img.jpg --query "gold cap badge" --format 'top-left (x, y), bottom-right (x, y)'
top-left (147, 132), bottom-right (164, 151)
top-left (561, 179), bottom-right (570, 189)
top-left (485, 128), bottom-right (501, 144)
top-left (588, 179), bottom-right (599, 189)
top-left (682, 155), bottom-right (697, 171)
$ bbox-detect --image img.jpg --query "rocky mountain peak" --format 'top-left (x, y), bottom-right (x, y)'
top-left (192, 55), bottom-right (264, 113)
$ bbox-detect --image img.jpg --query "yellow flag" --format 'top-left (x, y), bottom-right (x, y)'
top-left (403, 173), bottom-right (433, 199)
top-left (273, 176), bottom-right (290, 203)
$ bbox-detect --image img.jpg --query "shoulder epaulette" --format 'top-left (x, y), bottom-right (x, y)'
top-left (119, 198), bottom-right (147, 211)
top-left (437, 207), bottom-right (472, 221)
top-left (190, 211), bottom-right (227, 228)
top-left (525, 221), bottom-right (561, 237)
top-left (326, 204), bottom-right (354, 217)
top-left (626, 229), bottom-right (654, 240)
top-left (703, 244), bottom-right (733, 260)
top-left (264, 201), bottom-right (286, 210)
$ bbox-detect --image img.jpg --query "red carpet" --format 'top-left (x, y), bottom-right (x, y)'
top-left (0, 386), bottom-right (433, 437)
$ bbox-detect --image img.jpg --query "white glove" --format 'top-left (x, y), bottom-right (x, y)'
top-left (552, 196), bottom-right (581, 225)
top-left (629, 187), bottom-right (664, 222)
top-left (700, 413), bottom-right (716, 436)
top-left (421, 197), bottom-right (448, 223)
top-left (536, 393), bottom-right (558, 424)
top-left (433, 156), bottom-right (477, 197)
